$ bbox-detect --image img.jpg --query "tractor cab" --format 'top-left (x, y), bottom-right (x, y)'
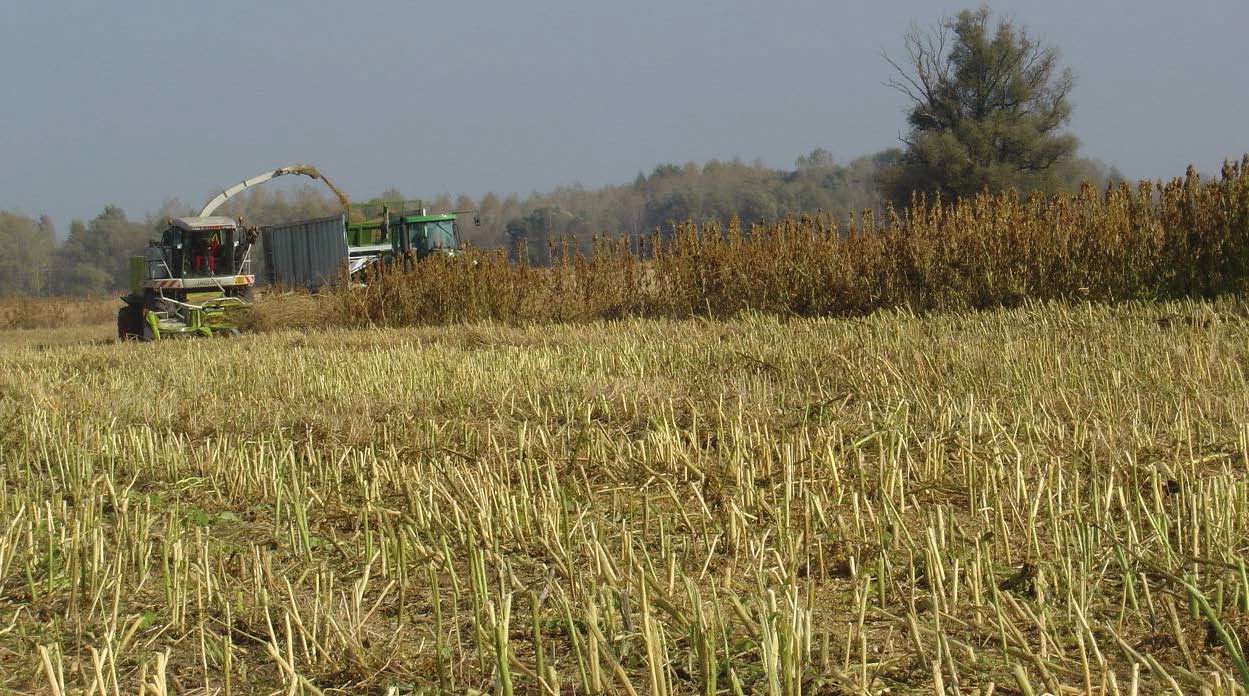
top-left (392, 212), bottom-right (460, 257)
top-left (343, 210), bottom-right (461, 270)
top-left (402, 216), bottom-right (457, 253)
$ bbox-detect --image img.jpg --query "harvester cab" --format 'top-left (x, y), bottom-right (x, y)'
top-left (118, 216), bottom-right (256, 340)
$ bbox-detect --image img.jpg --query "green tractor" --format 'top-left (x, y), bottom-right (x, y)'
top-left (119, 165), bottom-right (351, 341)
top-left (348, 208), bottom-right (460, 265)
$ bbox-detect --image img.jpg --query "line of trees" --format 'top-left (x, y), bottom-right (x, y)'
top-left (0, 7), bottom-right (1132, 295)
top-left (0, 206), bottom-right (158, 296)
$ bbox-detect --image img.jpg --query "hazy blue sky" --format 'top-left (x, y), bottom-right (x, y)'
top-left (2, 0), bottom-right (1246, 232)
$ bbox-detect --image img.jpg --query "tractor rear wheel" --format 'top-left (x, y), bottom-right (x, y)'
top-left (117, 304), bottom-right (144, 341)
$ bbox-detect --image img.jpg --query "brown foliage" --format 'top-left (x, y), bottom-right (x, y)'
top-left (284, 159), bottom-right (1249, 329)
top-left (0, 295), bottom-right (117, 330)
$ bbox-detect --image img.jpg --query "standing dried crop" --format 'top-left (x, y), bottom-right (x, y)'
top-left (278, 158), bottom-right (1249, 331)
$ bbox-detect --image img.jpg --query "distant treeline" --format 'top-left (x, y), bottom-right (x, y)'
top-left (0, 148), bottom-right (1122, 296)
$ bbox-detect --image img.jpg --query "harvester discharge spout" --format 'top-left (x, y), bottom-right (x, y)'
top-left (198, 165), bottom-right (351, 218)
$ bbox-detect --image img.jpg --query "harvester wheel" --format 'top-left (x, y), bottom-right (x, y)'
top-left (117, 305), bottom-right (144, 341)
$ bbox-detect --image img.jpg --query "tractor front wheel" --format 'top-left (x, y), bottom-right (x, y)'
top-left (117, 304), bottom-right (144, 341)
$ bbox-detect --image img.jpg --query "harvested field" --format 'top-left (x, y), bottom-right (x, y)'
top-left (2, 298), bottom-right (1249, 693)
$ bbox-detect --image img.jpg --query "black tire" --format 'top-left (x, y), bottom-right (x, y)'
top-left (117, 304), bottom-right (143, 341)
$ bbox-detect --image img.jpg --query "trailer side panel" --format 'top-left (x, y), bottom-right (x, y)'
top-left (261, 215), bottom-right (347, 291)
